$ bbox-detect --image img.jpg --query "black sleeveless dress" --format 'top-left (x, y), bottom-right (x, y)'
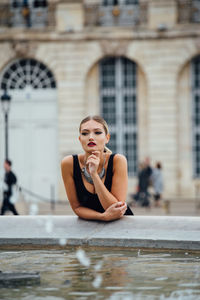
top-left (73, 154), bottom-right (133, 215)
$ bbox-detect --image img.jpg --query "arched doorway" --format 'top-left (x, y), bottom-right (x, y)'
top-left (0, 58), bottom-right (58, 200)
top-left (99, 56), bottom-right (137, 175)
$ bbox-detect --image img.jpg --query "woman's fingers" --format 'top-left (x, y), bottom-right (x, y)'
top-left (103, 202), bottom-right (128, 221)
top-left (86, 155), bottom-right (99, 165)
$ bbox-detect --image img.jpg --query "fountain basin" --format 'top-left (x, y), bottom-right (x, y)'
top-left (0, 216), bottom-right (199, 250)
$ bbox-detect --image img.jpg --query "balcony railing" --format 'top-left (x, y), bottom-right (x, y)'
top-left (0, 2), bottom-right (55, 29)
top-left (84, 1), bottom-right (148, 27)
top-left (178, 0), bottom-right (200, 23)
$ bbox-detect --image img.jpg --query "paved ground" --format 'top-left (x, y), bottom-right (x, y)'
top-left (7, 196), bottom-right (200, 217)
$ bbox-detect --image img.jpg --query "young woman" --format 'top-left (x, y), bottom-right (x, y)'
top-left (61, 115), bottom-right (133, 221)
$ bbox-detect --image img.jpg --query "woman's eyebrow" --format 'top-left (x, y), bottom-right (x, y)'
top-left (81, 128), bottom-right (103, 131)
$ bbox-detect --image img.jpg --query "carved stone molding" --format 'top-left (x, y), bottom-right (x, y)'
top-left (195, 38), bottom-right (200, 51)
top-left (11, 41), bottom-right (38, 58)
top-left (100, 40), bottom-right (129, 56)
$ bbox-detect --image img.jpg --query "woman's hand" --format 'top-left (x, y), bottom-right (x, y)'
top-left (102, 202), bottom-right (127, 221)
top-left (86, 151), bottom-right (100, 175)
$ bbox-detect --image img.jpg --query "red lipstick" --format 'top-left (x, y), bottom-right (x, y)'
top-left (88, 142), bottom-right (96, 147)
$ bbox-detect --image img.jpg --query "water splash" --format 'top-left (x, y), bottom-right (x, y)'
top-left (92, 274), bottom-right (102, 288)
top-left (94, 260), bottom-right (103, 272)
top-left (45, 218), bottom-right (54, 233)
top-left (155, 277), bottom-right (168, 281)
top-left (108, 291), bottom-right (134, 300)
top-left (160, 289), bottom-right (199, 300)
top-left (58, 238), bottom-right (67, 246)
top-left (76, 249), bottom-right (91, 267)
top-left (29, 204), bottom-right (38, 215)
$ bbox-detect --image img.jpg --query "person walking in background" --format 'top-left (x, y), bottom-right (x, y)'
top-left (131, 157), bottom-right (152, 207)
top-left (137, 157), bottom-right (153, 207)
top-left (1, 159), bottom-right (19, 215)
top-left (151, 162), bottom-right (163, 207)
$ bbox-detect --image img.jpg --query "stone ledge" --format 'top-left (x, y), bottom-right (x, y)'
top-left (0, 216), bottom-right (199, 250)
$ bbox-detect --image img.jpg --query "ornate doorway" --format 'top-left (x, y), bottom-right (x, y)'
top-left (0, 58), bottom-right (58, 200)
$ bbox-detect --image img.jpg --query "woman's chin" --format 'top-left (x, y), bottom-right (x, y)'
top-left (86, 148), bottom-right (102, 153)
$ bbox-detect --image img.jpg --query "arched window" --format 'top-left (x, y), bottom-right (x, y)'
top-left (100, 57), bottom-right (137, 175)
top-left (192, 55), bottom-right (200, 177)
top-left (1, 58), bottom-right (56, 90)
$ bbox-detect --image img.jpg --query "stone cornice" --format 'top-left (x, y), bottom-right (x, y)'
top-left (0, 26), bottom-right (200, 43)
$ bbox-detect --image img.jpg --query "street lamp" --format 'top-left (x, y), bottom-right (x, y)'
top-left (1, 89), bottom-right (11, 160)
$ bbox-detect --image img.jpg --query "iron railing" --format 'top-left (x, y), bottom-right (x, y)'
top-left (177, 0), bottom-right (200, 23)
top-left (0, 2), bottom-right (56, 29)
top-left (84, 0), bottom-right (148, 27)
top-left (1, 1), bottom-right (200, 30)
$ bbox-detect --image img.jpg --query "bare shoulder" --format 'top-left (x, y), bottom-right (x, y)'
top-left (61, 155), bottom-right (73, 174)
top-left (113, 154), bottom-right (127, 169)
top-left (113, 153), bottom-right (127, 163)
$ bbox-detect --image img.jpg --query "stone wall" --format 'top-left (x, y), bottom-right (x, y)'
top-left (0, 0), bottom-right (200, 201)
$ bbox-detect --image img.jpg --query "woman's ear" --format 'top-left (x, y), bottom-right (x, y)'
top-left (106, 133), bottom-right (110, 144)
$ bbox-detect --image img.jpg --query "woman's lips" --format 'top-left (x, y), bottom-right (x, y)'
top-left (88, 142), bottom-right (96, 147)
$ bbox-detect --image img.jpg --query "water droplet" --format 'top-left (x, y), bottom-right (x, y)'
top-left (59, 238), bottom-right (67, 246)
top-left (94, 260), bottom-right (103, 272)
top-left (45, 219), bottom-right (53, 233)
top-left (92, 274), bottom-right (102, 288)
top-left (29, 204), bottom-right (38, 215)
top-left (76, 249), bottom-right (90, 267)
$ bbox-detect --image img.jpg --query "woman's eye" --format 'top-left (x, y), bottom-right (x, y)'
top-left (95, 132), bottom-right (102, 135)
top-left (81, 132), bottom-right (88, 136)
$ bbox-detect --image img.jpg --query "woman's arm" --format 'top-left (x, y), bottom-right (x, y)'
top-left (61, 156), bottom-right (127, 221)
top-left (89, 153), bottom-right (128, 210)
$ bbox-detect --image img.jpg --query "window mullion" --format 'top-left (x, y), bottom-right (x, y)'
top-left (116, 58), bottom-right (123, 154)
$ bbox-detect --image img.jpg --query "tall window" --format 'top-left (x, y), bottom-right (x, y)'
top-left (192, 56), bottom-right (200, 177)
top-left (100, 57), bottom-right (137, 175)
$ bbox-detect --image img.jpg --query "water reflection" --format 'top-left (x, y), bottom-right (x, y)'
top-left (0, 248), bottom-right (199, 300)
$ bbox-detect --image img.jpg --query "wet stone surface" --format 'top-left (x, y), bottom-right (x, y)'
top-left (0, 272), bottom-right (40, 288)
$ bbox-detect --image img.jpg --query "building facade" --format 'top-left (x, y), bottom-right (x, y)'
top-left (0, 0), bottom-right (200, 201)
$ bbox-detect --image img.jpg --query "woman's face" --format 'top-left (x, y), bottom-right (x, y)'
top-left (79, 120), bottom-right (110, 153)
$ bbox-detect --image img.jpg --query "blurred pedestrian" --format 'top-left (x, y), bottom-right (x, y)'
top-left (1, 159), bottom-right (19, 215)
top-left (137, 157), bottom-right (152, 207)
top-left (131, 157), bottom-right (152, 207)
top-left (151, 162), bottom-right (163, 207)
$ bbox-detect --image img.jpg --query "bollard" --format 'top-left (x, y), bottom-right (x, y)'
top-left (50, 184), bottom-right (55, 213)
top-left (163, 199), bottom-right (170, 215)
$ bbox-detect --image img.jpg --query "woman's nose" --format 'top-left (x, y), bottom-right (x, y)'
top-left (89, 133), bottom-right (94, 140)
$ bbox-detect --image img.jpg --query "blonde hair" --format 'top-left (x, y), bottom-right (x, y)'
top-left (79, 115), bottom-right (112, 153)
